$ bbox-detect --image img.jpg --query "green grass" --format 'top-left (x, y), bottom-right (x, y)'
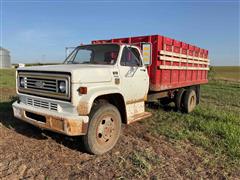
top-left (144, 80), bottom-right (240, 167)
top-left (0, 68), bottom-right (16, 88)
top-left (129, 148), bottom-right (160, 177)
top-left (212, 66), bottom-right (240, 81)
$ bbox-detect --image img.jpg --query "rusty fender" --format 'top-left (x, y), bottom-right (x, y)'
top-left (77, 101), bottom-right (89, 115)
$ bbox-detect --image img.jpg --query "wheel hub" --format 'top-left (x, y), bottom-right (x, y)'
top-left (189, 94), bottom-right (196, 111)
top-left (97, 116), bottom-right (115, 143)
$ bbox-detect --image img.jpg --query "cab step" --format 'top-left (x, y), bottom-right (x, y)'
top-left (127, 112), bottom-right (152, 124)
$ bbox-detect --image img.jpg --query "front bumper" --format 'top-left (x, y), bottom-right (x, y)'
top-left (12, 101), bottom-right (89, 136)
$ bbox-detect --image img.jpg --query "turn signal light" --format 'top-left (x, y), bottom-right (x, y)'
top-left (78, 87), bottom-right (88, 94)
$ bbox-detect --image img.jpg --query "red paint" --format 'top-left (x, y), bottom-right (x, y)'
top-left (92, 35), bottom-right (209, 92)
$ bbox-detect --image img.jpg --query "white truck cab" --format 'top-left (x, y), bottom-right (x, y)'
top-left (12, 43), bottom-right (152, 154)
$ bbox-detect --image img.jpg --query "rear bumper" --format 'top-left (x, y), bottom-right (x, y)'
top-left (12, 101), bottom-right (89, 136)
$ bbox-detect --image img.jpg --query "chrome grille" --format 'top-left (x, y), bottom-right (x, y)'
top-left (18, 72), bottom-right (70, 101)
top-left (25, 77), bottom-right (57, 92)
top-left (26, 97), bottom-right (58, 111)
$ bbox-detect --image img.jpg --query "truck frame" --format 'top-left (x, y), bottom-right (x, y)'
top-left (12, 35), bottom-right (209, 154)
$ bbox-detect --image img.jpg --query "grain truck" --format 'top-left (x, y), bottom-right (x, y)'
top-left (12, 35), bottom-right (209, 154)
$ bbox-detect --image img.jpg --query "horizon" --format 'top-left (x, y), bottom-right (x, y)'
top-left (1, 1), bottom-right (239, 66)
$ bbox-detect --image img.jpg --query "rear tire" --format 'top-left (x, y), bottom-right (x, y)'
top-left (83, 102), bottom-right (121, 155)
top-left (182, 89), bottom-right (197, 113)
top-left (174, 88), bottom-right (185, 111)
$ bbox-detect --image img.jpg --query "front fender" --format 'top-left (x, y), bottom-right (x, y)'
top-left (76, 85), bottom-right (124, 115)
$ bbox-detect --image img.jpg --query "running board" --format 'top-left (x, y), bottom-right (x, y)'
top-left (127, 112), bottom-right (152, 124)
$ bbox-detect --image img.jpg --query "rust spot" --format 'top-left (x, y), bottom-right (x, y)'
top-left (144, 94), bottom-right (148, 101)
top-left (126, 98), bottom-right (144, 105)
top-left (82, 122), bottom-right (88, 133)
top-left (65, 119), bottom-right (86, 135)
top-left (149, 84), bottom-right (161, 91)
top-left (50, 117), bottom-right (64, 131)
top-left (16, 108), bottom-right (88, 136)
top-left (77, 101), bottom-right (89, 115)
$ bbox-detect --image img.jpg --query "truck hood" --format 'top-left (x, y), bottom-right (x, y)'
top-left (17, 64), bottom-right (113, 83)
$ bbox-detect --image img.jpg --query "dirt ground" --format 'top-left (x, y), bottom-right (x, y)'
top-left (0, 105), bottom-right (238, 180)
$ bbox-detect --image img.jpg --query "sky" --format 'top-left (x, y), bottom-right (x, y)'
top-left (0, 0), bottom-right (239, 65)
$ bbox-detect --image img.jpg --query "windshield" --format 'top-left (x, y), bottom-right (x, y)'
top-left (64, 44), bottom-right (120, 65)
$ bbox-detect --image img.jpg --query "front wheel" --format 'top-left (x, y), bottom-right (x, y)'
top-left (83, 102), bottom-right (121, 155)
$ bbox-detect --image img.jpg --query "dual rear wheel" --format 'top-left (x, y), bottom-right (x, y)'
top-left (175, 88), bottom-right (197, 113)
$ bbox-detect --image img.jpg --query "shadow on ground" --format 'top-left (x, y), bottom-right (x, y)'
top-left (0, 99), bottom-right (87, 153)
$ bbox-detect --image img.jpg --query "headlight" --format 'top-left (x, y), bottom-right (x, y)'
top-left (19, 77), bottom-right (25, 87)
top-left (58, 81), bottom-right (66, 93)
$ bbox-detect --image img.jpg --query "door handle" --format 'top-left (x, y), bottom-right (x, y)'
top-left (140, 69), bottom-right (146, 72)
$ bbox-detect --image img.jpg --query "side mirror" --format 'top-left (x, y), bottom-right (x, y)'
top-left (141, 43), bottom-right (152, 66)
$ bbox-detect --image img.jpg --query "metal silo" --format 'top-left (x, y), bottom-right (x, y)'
top-left (0, 47), bottom-right (11, 68)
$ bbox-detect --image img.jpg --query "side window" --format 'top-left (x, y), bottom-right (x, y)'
top-left (120, 47), bottom-right (141, 67)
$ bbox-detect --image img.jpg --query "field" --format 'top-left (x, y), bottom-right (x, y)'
top-left (211, 66), bottom-right (240, 81)
top-left (0, 67), bottom-right (239, 179)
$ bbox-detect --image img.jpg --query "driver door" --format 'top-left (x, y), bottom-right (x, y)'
top-left (118, 46), bottom-right (149, 104)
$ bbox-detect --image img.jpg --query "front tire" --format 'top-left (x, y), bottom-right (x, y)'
top-left (83, 102), bottom-right (121, 155)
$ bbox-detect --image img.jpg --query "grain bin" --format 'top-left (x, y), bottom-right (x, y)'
top-left (0, 47), bottom-right (11, 68)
